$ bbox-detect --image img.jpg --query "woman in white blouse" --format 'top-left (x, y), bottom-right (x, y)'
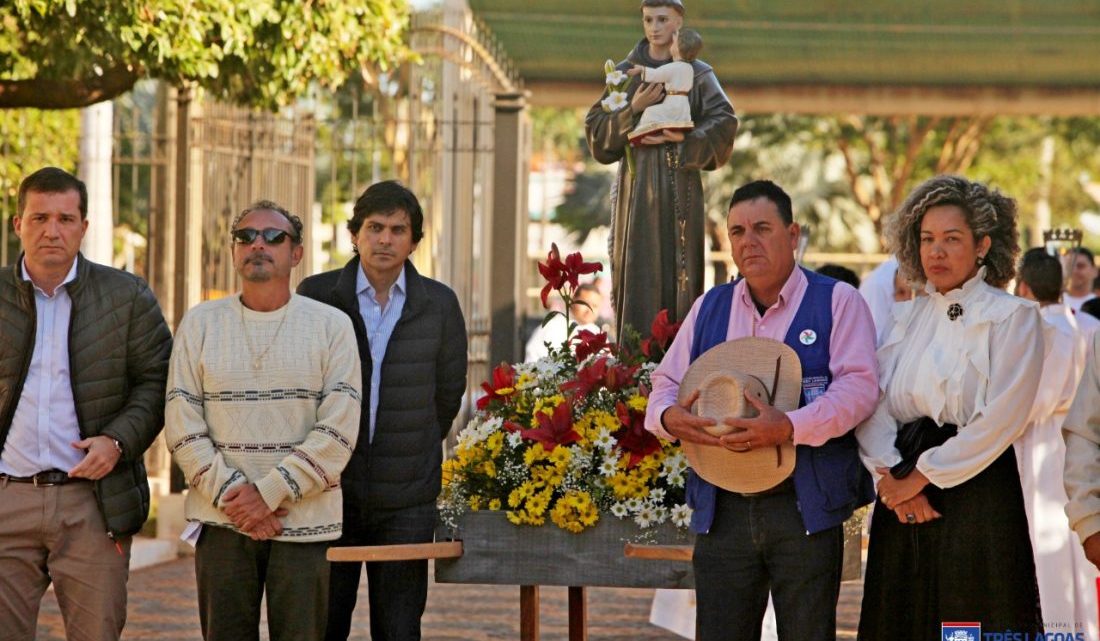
top-left (856, 176), bottom-right (1044, 639)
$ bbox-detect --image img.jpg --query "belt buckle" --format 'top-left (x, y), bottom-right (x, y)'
top-left (33, 473), bottom-right (40, 488)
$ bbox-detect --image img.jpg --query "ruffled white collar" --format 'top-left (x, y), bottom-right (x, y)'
top-left (877, 267), bottom-right (1034, 423)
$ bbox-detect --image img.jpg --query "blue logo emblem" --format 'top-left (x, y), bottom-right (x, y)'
top-left (941, 622), bottom-right (980, 641)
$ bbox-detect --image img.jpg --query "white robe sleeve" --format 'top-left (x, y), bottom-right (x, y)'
top-left (1064, 331), bottom-right (1100, 544)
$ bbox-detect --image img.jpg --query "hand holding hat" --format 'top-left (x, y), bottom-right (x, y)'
top-left (718, 391), bottom-right (795, 452)
top-left (660, 389), bottom-right (722, 446)
top-left (677, 337), bottom-right (799, 494)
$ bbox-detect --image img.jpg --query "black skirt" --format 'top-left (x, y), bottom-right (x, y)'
top-left (858, 421), bottom-right (1042, 640)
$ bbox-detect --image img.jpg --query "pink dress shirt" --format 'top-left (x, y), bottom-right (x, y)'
top-left (644, 267), bottom-right (879, 446)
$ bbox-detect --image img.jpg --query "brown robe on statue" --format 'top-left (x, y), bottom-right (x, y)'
top-left (585, 38), bottom-right (738, 339)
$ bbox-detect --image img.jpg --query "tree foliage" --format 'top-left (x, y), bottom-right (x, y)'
top-left (0, 107), bottom-right (80, 260)
top-left (0, 0), bottom-right (412, 110)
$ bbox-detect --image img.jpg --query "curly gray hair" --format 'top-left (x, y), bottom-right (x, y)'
top-left (885, 175), bottom-right (1019, 289)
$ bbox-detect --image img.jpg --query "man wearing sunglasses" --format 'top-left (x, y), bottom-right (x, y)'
top-left (166, 200), bottom-right (362, 641)
top-left (0, 167), bottom-right (173, 641)
top-left (298, 181), bottom-right (468, 641)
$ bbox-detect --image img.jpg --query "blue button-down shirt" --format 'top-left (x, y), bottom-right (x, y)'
top-left (0, 259), bottom-right (83, 475)
top-left (357, 266), bottom-right (406, 443)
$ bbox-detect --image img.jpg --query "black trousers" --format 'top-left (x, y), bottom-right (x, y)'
top-left (693, 487), bottom-right (844, 641)
top-left (325, 501), bottom-right (438, 641)
top-left (194, 525), bottom-right (330, 641)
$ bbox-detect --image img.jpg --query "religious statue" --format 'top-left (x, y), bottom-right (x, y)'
top-left (586, 0), bottom-right (738, 338)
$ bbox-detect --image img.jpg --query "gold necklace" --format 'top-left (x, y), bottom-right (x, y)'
top-left (240, 297), bottom-right (290, 371)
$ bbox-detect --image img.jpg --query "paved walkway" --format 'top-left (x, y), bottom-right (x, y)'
top-left (37, 557), bottom-right (863, 640)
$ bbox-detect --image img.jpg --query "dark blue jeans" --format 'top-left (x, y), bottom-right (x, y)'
top-left (693, 487), bottom-right (843, 641)
top-left (325, 501), bottom-right (438, 641)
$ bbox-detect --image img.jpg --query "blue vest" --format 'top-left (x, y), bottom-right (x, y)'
top-left (684, 268), bottom-right (874, 534)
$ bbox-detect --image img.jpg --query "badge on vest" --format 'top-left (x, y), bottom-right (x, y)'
top-left (802, 375), bottom-right (828, 404)
top-left (798, 329), bottom-right (817, 345)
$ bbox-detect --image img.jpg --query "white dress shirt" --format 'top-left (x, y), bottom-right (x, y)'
top-left (0, 259), bottom-right (83, 475)
top-left (357, 265), bottom-right (406, 443)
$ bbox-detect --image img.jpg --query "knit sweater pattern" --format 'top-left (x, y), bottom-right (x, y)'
top-left (165, 294), bottom-right (362, 542)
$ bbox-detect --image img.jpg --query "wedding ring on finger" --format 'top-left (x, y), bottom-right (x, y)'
top-left (906, 513), bottom-right (916, 524)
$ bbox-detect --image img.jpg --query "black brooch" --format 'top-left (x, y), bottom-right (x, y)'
top-left (947, 303), bottom-right (963, 321)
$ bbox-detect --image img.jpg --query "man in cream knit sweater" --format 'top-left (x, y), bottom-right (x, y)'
top-left (166, 201), bottom-right (362, 641)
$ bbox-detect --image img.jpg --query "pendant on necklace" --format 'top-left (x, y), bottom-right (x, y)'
top-left (947, 303), bottom-right (963, 321)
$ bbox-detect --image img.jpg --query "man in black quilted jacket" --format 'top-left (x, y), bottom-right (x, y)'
top-left (0, 167), bottom-right (172, 641)
top-left (298, 181), bottom-right (467, 641)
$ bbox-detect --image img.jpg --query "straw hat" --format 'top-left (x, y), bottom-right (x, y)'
top-left (677, 337), bottom-right (801, 493)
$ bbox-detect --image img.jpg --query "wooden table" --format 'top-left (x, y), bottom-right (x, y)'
top-left (327, 541), bottom-right (693, 641)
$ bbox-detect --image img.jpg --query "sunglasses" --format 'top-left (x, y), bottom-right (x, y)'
top-left (231, 227), bottom-right (298, 245)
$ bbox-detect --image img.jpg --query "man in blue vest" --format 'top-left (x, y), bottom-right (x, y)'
top-left (643, 179), bottom-right (879, 641)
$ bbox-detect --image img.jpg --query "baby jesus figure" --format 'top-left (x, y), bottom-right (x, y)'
top-left (626, 28), bottom-right (703, 146)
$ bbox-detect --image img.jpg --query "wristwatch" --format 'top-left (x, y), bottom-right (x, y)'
top-left (110, 438), bottom-right (123, 456)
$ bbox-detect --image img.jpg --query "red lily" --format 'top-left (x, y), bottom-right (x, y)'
top-left (561, 356), bottom-right (638, 400)
top-left (613, 401), bottom-right (661, 468)
top-left (477, 363), bottom-right (517, 411)
top-left (641, 309), bottom-right (683, 358)
top-left (604, 360), bottom-right (639, 393)
top-left (572, 329), bottom-right (610, 362)
top-left (537, 243), bottom-right (603, 309)
top-left (563, 251), bottom-right (602, 290)
top-left (520, 401), bottom-right (581, 451)
top-left (561, 357), bottom-right (610, 399)
top-left (538, 244), bottom-right (568, 308)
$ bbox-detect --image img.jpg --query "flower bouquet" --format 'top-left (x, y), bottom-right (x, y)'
top-left (435, 244), bottom-right (695, 588)
top-left (440, 243), bottom-right (691, 536)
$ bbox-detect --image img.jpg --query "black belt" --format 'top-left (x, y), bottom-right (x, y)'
top-left (890, 417), bottom-right (958, 479)
top-left (735, 477), bottom-right (795, 498)
top-left (0, 470), bottom-right (80, 487)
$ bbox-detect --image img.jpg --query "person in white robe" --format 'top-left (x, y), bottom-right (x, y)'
top-left (1063, 247), bottom-right (1098, 311)
top-left (859, 255), bottom-right (918, 344)
top-left (525, 283), bottom-right (603, 362)
top-left (1063, 332), bottom-right (1100, 636)
top-left (1014, 248), bottom-right (1097, 639)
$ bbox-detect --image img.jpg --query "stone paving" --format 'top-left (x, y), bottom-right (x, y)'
top-left (37, 558), bottom-right (863, 640)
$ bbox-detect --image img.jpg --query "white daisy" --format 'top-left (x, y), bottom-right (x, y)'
top-left (593, 429), bottom-right (615, 451)
top-left (598, 459), bottom-right (618, 477)
top-left (611, 502), bottom-right (629, 518)
top-left (671, 504), bottom-right (692, 528)
top-left (634, 505), bottom-right (657, 528)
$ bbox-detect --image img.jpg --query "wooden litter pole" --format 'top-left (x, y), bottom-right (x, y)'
top-left (568, 587), bottom-right (587, 641)
top-left (520, 585), bottom-right (539, 641)
top-left (325, 541), bottom-right (463, 563)
top-left (622, 543), bottom-right (693, 562)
